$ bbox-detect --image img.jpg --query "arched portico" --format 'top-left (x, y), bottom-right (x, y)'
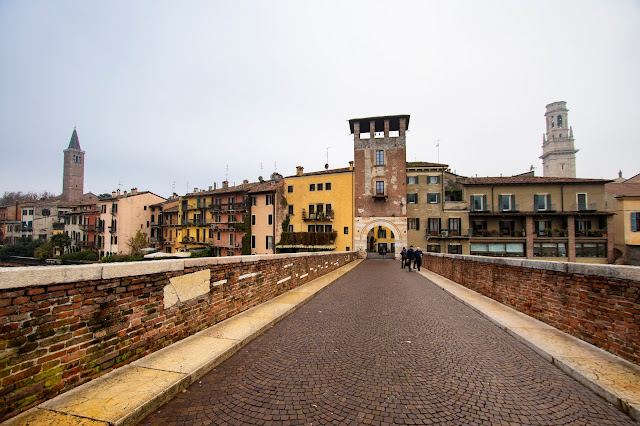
top-left (355, 217), bottom-right (407, 259)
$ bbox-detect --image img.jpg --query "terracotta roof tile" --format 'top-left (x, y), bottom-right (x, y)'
top-left (463, 176), bottom-right (612, 185)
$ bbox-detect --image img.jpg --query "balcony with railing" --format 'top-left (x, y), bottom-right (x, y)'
top-left (301, 210), bottom-right (334, 221)
top-left (277, 231), bottom-right (338, 248)
top-left (209, 202), bottom-right (247, 213)
top-left (79, 224), bottom-right (96, 232)
top-left (469, 203), bottom-right (491, 213)
top-left (425, 229), bottom-right (471, 239)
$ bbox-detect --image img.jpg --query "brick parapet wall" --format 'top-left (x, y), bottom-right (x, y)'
top-left (0, 252), bottom-right (356, 421)
top-left (425, 253), bottom-right (640, 366)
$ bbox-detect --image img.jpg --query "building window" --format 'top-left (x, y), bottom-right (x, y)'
top-left (310, 184), bottom-right (316, 191)
top-left (344, 227), bottom-right (349, 234)
top-left (427, 176), bottom-right (440, 184)
top-left (251, 215), bottom-right (256, 225)
top-left (251, 196), bottom-right (257, 206)
top-left (407, 193), bottom-right (418, 204)
top-left (427, 245), bottom-right (440, 253)
top-left (428, 218), bottom-right (441, 234)
top-left (217, 231), bottom-right (221, 240)
top-left (375, 150), bottom-right (384, 166)
top-left (325, 182), bottom-right (332, 190)
top-left (229, 233), bottom-right (234, 246)
top-left (534, 242), bottom-right (567, 257)
top-left (632, 212), bottom-right (640, 232)
top-left (228, 214), bottom-right (236, 222)
top-left (268, 214), bottom-right (273, 225)
top-left (408, 218), bottom-right (420, 230)
top-left (407, 176), bottom-right (418, 184)
top-left (470, 243), bottom-right (524, 257)
top-left (325, 225), bottom-right (333, 232)
top-left (266, 236), bottom-right (273, 250)
top-left (251, 235), bottom-right (256, 249)
top-left (317, 183), bottom-right (323, 191)
top-left (448, 218), bottom-right (460, 235)
top-left (470, 195), bottom-right (487, 212)
top-left (576, 242), bottom-right (606, 258)
top-left (427, 193), bottom-right (440, 204)
top-left (308, 225), bottom-right (316, 232)
top-left (499, 194), bottom-right (516, 212)
top-left (288, 224), bottom-right (294, 232)
top-left (577, 193), bottom-right (588, 211)
top-left (376, 181), bottom-right (385, 195)
top-left (448, 245), bottom-right (462, 254)
top-left (215, 215), bottom-right (221, 223)
top-left (534, 194), bottom-right (551, 212)
top-left (308, 205), bottom-right (315, 215)
top-left (288, 205), bottom-right (294, 215)
top-left (266, 194), bottom-right (274, 205)
top-left (288, 185), bottom-right (293, 193)
top-left (377, 227), bottom-right (387, 238)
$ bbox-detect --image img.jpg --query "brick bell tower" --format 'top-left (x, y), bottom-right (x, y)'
top-left (540, 101), bottom-right (578, 178)
top-left (62, 127), bottom-right (85, 202)
top-left (349, 115), bottom-right (409, 258)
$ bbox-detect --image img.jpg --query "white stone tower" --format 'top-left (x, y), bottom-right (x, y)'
top-left (540, 101), bottom-right (578, 177)
top-left (62, 128), bottom-right (85, 201)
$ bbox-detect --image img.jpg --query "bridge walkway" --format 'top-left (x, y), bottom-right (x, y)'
top-left (140, 259), bottom-right (636, 425)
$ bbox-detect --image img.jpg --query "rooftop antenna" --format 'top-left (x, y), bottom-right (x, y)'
top-left (225, 165), bottom-right (229, 181)
top-left (172, 181), bottom-right (175, 195)
top-left (325, 146), bottom-right (331, 169)
top-left (435, 139), bottom-right (441, 163)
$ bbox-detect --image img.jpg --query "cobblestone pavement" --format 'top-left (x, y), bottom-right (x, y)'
top-left (142, 260), bottom-right (635, 425)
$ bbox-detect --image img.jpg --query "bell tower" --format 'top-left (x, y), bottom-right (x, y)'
top-left (540, 101), bottom-right (578, 177)
top-left (62, 128), bottom-right (85, 201)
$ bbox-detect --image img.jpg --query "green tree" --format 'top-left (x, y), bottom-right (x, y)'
top-left (34, 241), bottom-right (54, 260)
top-left (51, 233), bottom-right (71, 255)
top-left (127, 230), bottom-right (150, 255)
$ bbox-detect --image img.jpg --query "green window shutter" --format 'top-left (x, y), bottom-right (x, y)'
top-left (632, 212), bottom-right (638, 232)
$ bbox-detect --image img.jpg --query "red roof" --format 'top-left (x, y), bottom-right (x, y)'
top-left (463, 176), bottom-right (612, 185)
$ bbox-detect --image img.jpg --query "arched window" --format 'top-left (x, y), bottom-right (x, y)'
top-left (551, 119), bottom-right (555, 128)
top-left (557, 115), bottom-right (563, 127)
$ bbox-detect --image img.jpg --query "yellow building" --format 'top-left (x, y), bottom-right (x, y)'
top-left (281, 165), bottom-right (354, 252)
top-left (606, 174), bottom-right (640, 265)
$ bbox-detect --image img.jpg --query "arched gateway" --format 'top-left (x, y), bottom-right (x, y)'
top-left (356, 219), bottom-right (407, 259)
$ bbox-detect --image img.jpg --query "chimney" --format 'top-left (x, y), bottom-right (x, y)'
top-left (116, 189), bottom-right (121, 196)
top-left (296, 166), bottom-right (304, 176)
top-left (349, 161), bottom-right (354, 171)
top-left (112, 191), bottom-right (116, 197)
top-left (194, 188), bottom-right (198, 193)
top-left (222, 181), bottom-right (228, 189)
top-left (214, 182), bottom-right (217, 190)
top-left (209, 186), bottom-right (213, 191)
top-left (242, 179), bottom-right (249, 184)
top-left (131, 188), bottom-right (137, 195)
top-left (124, 190), bottom-right (128, 196)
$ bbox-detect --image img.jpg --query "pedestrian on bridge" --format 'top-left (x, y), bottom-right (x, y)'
top-left (406, 246), bottom-right (415, 270)
top-left (400, 247), bottom-right (407, 268)
top-left (414, 247), bottom-right (423, 271)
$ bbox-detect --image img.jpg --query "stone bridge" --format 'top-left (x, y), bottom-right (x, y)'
top-left (1, 253), bottom-right (639, 424)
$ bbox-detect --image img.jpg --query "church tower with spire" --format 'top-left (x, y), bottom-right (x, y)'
top-left (62, 128), bottom-right (85, 201)
top-left (540, 101), bottom-right (578, 177)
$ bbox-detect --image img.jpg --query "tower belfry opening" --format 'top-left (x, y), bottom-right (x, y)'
top-left (62, 128), bottom-right (85, 202)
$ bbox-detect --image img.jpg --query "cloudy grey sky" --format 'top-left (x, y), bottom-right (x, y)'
top-left (1, 1), bottom-right (639, 199)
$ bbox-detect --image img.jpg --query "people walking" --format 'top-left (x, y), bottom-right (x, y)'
top-left (382, 246), bottom-right (387, 259)
top-left (400, 247), bottom-right (407, 268)
top-left (406, 246), bottom-right (415, 270)
top-left (414, 247), bottom-right (423, 271)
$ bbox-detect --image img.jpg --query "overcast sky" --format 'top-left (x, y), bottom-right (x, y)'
top-left (1, 1), bottom-right (639, 199)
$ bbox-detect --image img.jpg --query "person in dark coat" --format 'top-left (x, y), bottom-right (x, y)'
top-left (400, 247), bottom-right (407, 268)
top-left (414, 247), bottom-right (423, 271)
top-left (406, 246), bottom-right (415, 270)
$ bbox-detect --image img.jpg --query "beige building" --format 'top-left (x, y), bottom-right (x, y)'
top-left (605, 172), bottom-right (640, 265)
top-left (249, 174), bottom-right (286, 254)
top-left (406, 162), bottom-right (469, 254)
top-left (97, 189), bottom-right (165, 257)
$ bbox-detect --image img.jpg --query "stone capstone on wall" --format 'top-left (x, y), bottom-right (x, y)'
top-left (164, 269), bottom-right (211, 309)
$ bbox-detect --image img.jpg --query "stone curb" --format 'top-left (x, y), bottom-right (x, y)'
top-left (417, 268), bottom-right (640, 422)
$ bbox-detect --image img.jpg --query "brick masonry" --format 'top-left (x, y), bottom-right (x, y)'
top-left (425, 253), bottom-right (640, 366)
top-left (0, 252), bottom-right (356, 422)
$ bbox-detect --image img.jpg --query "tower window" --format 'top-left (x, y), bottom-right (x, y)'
top-left (557, 115), bottom-right (563, 127)
top-left (551, 120), bottom-right (555, 128)
top-left (375, 150), bottom-right (384, 166)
